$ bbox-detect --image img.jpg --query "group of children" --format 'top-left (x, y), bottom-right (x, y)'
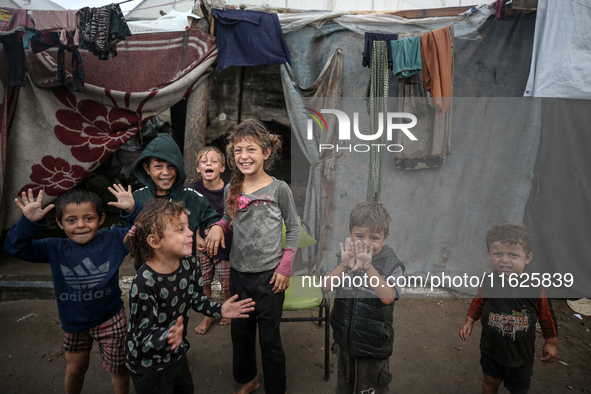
top-left (4, 118), bottom-right (558, 394)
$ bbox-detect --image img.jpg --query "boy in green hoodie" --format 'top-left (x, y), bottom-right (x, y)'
top-left (129, 134), bottom-right (223, 269)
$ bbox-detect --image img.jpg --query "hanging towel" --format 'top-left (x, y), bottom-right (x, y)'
top-left (362, 32), bottom-right (398, 69)
top-left (78, 4), bottom-right (131, 60)
top-left (420, 26), bottom-right (452, 113)
top-left (31, 10), bottom-right (79, 46)
top-left (212, 8), bottom-right (291, 71)
top-left (390, 35), bottom-right (422, 79)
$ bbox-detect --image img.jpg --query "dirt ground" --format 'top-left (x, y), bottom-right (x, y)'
top-left (1, 258), bottom-right (590, 393)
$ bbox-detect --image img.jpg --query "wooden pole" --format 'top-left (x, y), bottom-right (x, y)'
top-left (184, 76), bottom-right (211, 185)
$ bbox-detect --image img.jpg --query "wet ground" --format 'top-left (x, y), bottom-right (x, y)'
top-left (1, 253), bottom-right (590, 393)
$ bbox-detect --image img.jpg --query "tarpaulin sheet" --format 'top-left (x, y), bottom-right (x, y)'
top-left (280, 8), bottom-right (591, 297)
top-left (524, 0), bottom-right (591, 99)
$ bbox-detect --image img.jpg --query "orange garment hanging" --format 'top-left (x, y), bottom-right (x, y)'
top-left (420, 26), bottom-right (452, 113)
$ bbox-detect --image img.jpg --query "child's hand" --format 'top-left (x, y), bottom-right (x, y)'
top-left (205, 225), bottom-right (225, 256)
top-left (167, 316), bottom-right (184, 350)
top-left (15, 189), bottom-right (54, 222)
top-left (221, 294), bottom-right (255, 319)
top-left (459, 316), bottom-right (475, 341)
top-left (354, 240), bottom-right (373, 271)
top-left (107, 184), bottom-right (135, 213)
top-left (540, 340), bottom-right (557, 363)
top-left (340, 238), bottom-right (356, 271)
top-left (270, 272), bottom-right (290, 293)
top-left (196, 233), bottom-right (206, 253)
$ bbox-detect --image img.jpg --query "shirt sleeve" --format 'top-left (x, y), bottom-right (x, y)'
top-left (274, 181), bottom-right (299, 277)
top-left (387, 264), bottom-right (404, 301)
top-left (537, 288), bottom-right (558, 339)
top-left (4, 215), bottom-right (52, 264)
top-left (467, 286), bottom-right (485, 321)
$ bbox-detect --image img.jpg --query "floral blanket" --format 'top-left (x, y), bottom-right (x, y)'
top-left (0, 28), bottom-right (216, 229)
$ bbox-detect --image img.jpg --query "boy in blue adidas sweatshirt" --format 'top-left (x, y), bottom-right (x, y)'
top-left (4, 185), bottom-right (140, 394)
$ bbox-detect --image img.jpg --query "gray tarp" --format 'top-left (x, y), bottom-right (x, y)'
top-left (282, 7), bottom-right (591, 297)
top-left (524, 0), bottom-right (591, 99)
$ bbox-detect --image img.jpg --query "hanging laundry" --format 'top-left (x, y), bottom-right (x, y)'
top-left (394, 26), bottom-right (454, 170)
top-left (362, 32), bottom-right (398, 69)
top-left (390, 35), bottom-right (422, 79)
top-left (496, 0), bottom-right (508, 20)
top-left (211, 8), bottom-right (291, 71)
top-left (31, 10), bottom-right (79, 46)
top-left (420, 26), bottom-right (452, 113)
top-left (367, 40), bottom-right (389, 202)
top-left (78, 4), bottom-right (131, 60)
top-left (29, 31), bottom-right (84, 92)
top-left (0, 8), bottom-right (34, 86)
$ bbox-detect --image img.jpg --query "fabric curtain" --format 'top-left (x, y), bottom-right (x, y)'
top-left (280, 49), bottom-right (342, 275)
top-left (1, 28), bottom-right (217, 229)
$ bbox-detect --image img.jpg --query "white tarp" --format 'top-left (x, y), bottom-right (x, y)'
top-left (126, 0), bottom-right (492, 20)
top-left (127, 9), bottom-right (201, 33)
top-left (524, 0), bottom-right (591, 99)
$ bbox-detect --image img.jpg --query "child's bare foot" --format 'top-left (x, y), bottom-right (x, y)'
top-left (220, 317), bottom-right (232, 326)
top-left (195, 316), bottom-right (214, 334)
top-left (233, 376), bottom-right (260, 394)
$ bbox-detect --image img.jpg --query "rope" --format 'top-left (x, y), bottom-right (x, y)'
top-left (367, 40), bottom-right (389, 202)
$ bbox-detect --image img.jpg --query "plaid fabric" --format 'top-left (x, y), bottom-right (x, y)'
top-left (61, 308), bottom-right (127, 374)
top-left (199, 254), bottom-right (231, 291)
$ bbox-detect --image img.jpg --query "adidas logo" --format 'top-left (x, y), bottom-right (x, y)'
top-left (60, 258), bottom-right (110, 290)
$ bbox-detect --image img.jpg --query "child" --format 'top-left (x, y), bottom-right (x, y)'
top-left (188, 146), bottom-right (234, 334)
top-left (205, 119), bottom-right (299, 394)
top-left (4, 185), bottom-right (140, 394)
top-left (459, 224), bottom-right (558, 394)
top-left (129, 133), bottom-right (222, 270)
top-left (124, 199), bottom-right (255, 393)
top-left (323, 202), bottom-right (405, 394)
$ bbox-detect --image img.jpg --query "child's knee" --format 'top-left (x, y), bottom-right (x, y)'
top-left (65, 351), bottom-right (91, 376)
top-left (482, 374), bottom-right (502, 389)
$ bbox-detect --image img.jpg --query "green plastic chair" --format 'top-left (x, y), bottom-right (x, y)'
top-left (281, 218), bottom-right (330, 380)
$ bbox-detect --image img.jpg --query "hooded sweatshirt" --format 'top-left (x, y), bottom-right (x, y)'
top-left (131, 134), bottom-right (221, 259)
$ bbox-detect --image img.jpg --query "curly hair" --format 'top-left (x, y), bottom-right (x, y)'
top-left (225, 119), bottom-right (282, 226)
top-left (348, 202), bottom-right (392, 237)
top-left (124, 199), bottom-right (189, 262)
top-left (486, 223), bottom-right (532, 255)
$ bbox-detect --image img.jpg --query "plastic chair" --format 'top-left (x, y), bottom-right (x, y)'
top-left (281, 218), bottom-right (330, 380)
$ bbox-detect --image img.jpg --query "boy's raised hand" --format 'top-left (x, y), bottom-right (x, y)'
top-left (354, 240), bottom-right (373, 271)
top-left (340, 238), bottom-right (356, 271)
top-left (107, 184), bottom-right (135, 213)
top-left (15, 189), bottom-right (54, 222)
top-left (221, 294), bottom-right (255, 318)
top-left (167, 316), bottom-right (184, 350)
